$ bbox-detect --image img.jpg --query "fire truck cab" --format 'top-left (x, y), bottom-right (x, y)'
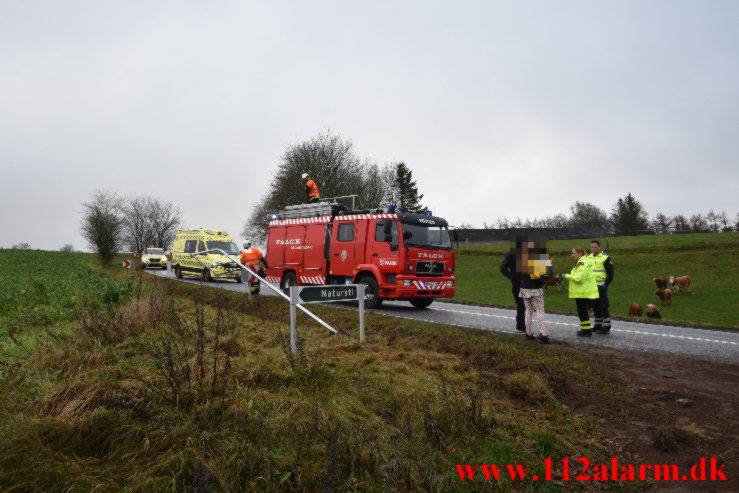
top-left (264, 203), bottom-right (455, 308)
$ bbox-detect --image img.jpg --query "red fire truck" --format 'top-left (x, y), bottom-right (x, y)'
top-left (264, 203), bottom-right (456, 308)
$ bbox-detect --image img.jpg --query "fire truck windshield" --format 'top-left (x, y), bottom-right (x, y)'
top-left (205, 241), bottom-right (240, 255)
top-left (400, 223), bottom-right (452, 249)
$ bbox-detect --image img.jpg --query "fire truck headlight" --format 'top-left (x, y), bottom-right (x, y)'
top-left (446, 280), bottom-right (454, 288)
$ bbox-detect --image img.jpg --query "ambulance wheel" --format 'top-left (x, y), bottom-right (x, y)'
top-left (161, 265), bottom-right (167, 270)
top-left (202, 269), bottom-right (212, 282)
top-left (235, 276), bottom-right (243, 283)
top-left (410, 298), bottom-right (434, 309)
top-left (175, 266), bottom-right (183, 279)
top-left (359, 275), bottom-right (383, 308)
top-left (281, 272), bottom-right (296, 295)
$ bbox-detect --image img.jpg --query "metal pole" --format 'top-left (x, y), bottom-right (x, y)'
top-left (190, 249), bottom-right (338, 334)
top-left (290, 286), bottom-right (298, 353)
top-left (358, 284), bottom-right (365, 343)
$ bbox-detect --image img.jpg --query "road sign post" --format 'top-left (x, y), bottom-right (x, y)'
top-left (289, 284), bottom-right (365, 353)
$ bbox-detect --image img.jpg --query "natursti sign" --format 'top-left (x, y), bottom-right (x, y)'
top-left (297, 285), bottom-right (359, 304)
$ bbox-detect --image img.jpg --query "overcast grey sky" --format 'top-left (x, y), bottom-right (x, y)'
top-left (1, 0), bottom-right (737, 250)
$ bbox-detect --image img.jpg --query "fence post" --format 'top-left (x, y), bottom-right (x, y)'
top-left (290, 286), bottom-right (298, 353)
top-left (358, 284), bottom-right (365, 342)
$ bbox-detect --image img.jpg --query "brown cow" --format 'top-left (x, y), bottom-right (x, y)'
top-left (653, 277), bottom-right (669, 290)
top-left (655, 288), bottom-right (672, 306)
top-left (628, 302), bottom-right (643, 318)
top-left (670, 275), bottom-right (692, 294)
top-left (542, 275), bottom-right (563, 292)
top-left (646, 304), bottom-right (661, 319)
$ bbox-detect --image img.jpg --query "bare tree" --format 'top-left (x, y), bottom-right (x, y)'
top-left (242, 131), bottom-right (382, 242)
top-left (121, 195), bottom-right (152, 255)
top-left (651, 213), bottom-right (673, 234)
top-left (360, 161), bottom-right (394, 209)
top-left (12, 242), bottom-right (32, 250)
top-left (149, 198), bottom-right (182, 249)
top-left (80, 190), bottom-right (124, 265)
top-left (570, 201), bottom-right (609, 230)
top-left (705, 209), bottom-right (720, 232)
top-left (122, 195), bottom-right (182, 253)
top-left (672, 214), bottom-right (689, 233)
top-left (59, 244), bottom-right (75, 252)
top-left (718, 211), bottom-right (731, 232)
top-left (689, 214), bottom-right (709, 233)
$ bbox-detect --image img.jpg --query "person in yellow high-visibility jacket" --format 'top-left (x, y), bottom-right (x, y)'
top-left (562, 246), bottom-right (599, 338)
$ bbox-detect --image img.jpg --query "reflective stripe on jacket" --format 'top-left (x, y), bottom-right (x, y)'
top-left (567, 256), bottom-right (599, 299)
top-left (305, 179), bottom-right (320, 199)
top-left (240, 248), bottom-right (264, 266)
top-left (587, 252), bottom-right (609, 285)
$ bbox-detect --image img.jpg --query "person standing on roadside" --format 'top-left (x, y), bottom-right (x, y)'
top-left (500, 236), bottom-right (528, 333)
top-left (519, 242), bottom-right (553, 344)
top-left (562, 247), bottom-right (599, 337)
top-left (587, 240), bottom-right (614, 334)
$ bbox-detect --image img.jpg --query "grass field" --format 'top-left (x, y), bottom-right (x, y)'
top-left (454, 233), bottom-right (739, 329)
top-left (0, 250), bottom-right (640, 491)
top-left (0, 249), bottom-right (132, 355)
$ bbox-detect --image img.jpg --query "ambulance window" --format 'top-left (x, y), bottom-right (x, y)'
top-left (338, 223), bottom-right (355, 242)
top-left (184, 240), bottom-right (197, 253)
top-left (197, 241), bottom-right (206, 252)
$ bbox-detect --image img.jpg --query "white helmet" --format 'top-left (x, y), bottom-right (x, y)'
top-left (243, 241), bottom-right (251, 248)
top-left (301, 173), bottom-right (309, 180)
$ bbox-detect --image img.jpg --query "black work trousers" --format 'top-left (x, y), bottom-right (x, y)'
top-left (575, 298), bottom-right (593, 331)
top-left (593, 285), bottom-right (611, 330)
top-left (511, 283), bottom-right (525, 331)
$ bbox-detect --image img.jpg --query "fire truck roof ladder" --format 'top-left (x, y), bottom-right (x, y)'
top-left (278, 202), bottom-right (336, 220)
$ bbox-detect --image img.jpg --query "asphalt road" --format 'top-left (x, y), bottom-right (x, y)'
top-left (145, 268), bottom-right (739, 364)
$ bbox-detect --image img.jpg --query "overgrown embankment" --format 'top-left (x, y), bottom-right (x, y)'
top-left (0, 251), bottom-right (638, 491)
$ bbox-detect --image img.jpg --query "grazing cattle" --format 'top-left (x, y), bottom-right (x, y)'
top-left (670, 275), bottom-right (692, 294)
top-left (646, 304), bottom-right (661, 319)
top-left (628, 302), bottom-right (643, 318)
top-left (655, 288), bottom-right (672, 306)
top-left (653, 277), bottom-right (669, 290)
top-left (542, 275), bottom-right (563, 292)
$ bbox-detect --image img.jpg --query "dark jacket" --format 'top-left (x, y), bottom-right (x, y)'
top-left (499, 251), bottom-right (520, 287)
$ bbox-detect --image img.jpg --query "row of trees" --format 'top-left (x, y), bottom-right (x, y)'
top-left (485, 193), bottom-right (738, 235)
top-left (80, 191), bottom-right (182, 264)
top-left (243, 131), bottom-right (426, 242)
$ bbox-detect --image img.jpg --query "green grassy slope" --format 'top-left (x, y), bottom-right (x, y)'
top-left (0, 251), bottom-right (637, 491)
top-left (453, 234), bottom-right (739, 329)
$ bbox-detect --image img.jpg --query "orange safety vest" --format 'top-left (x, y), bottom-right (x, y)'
top-left (240, 248), bottom-right (264, 267)
top-left (305, 179), bottom-right (320, 199)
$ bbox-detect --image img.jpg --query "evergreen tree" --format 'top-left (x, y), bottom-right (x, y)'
top-left (389, 162), bottom-right (426, 213)
top-left (609, 193), bottom-right (649, 236)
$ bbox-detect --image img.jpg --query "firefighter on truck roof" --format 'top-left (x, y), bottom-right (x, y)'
top-left (302, 173), bottom-right (320, 203)
top-left (240, 241), bottom-right (268, 294)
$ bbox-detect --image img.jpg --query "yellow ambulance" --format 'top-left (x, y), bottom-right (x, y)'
top-left (171, 229), bottom-right (243, 282)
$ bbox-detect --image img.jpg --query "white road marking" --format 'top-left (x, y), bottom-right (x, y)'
top-left (431, 307), bottom-right (739, 345)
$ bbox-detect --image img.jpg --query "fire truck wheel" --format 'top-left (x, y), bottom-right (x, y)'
top-left (175, 266), bottom-right (183, 278)
top-left (202, 268), bottom-right (212, 282)
top-left (359, 275), bottom-right (383, 308)
top-left (281, 272), bottom-right (297, 295)
top-left (409, 298), bottom-right (434, 309)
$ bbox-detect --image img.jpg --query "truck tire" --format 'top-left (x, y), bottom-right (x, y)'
top-left (409, 298), bottom-right (434, 309)
top-left (358, 275), bottom-right (383, 308)
top-left (175, 266), bottom-right (183, 278)
top-left (281, 272), bottom-right (297, 295)
top-left (202, 268), bottom-right (212, 282)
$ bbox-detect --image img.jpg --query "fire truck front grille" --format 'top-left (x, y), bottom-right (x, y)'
top-left (415, 261), bottom-right (445, 274)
